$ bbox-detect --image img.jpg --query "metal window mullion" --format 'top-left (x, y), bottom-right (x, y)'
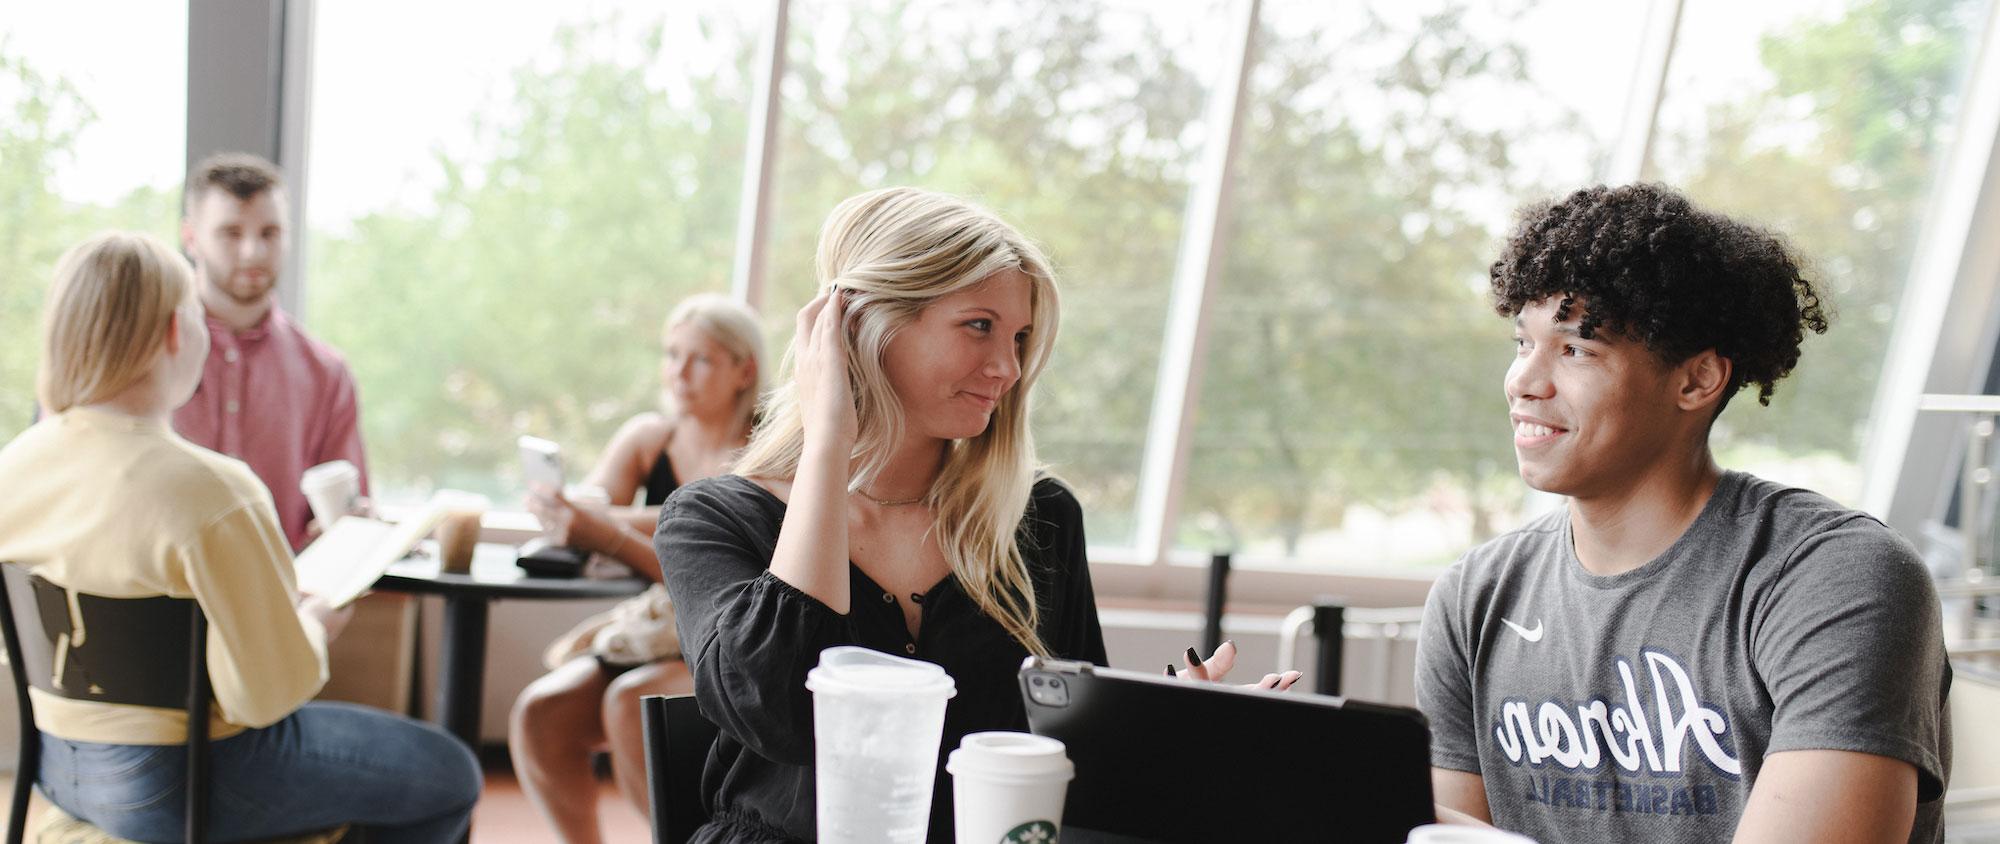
top-left (1605, 0), bottom-right (1684, 183)
top-left (278, 0), bottom-right (317, 321)
top-left (1131, 0), bottom-right (1262, 566)
top-left (730, 0), bottom-right (790, 312)
top-left (1862, 1), bottom-right (2000, 532)
top-left (186, 0), bottom-right (299, 312)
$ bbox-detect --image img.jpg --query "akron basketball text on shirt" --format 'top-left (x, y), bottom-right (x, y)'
top-left (1492, 650), bottom-right (1738, 817)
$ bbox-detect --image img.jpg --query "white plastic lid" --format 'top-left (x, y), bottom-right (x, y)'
top-left (804, 645), bottom-right (957, 699)
top-left (1405, 824), bottom-right (1540, 844)
top-left (300, 459), bottom-right (359, 489)
top-left (946, 732), bottom-right (1073, 783)
top-left (430, 488), bottom-right (491, 514)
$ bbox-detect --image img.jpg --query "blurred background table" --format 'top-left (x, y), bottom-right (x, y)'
top-left (376, 542), bottom-right (648, 749)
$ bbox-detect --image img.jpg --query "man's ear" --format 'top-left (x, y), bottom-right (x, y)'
top-left (1677, 350), bottom-right (1732, 414)
top-left (180, 216), bottom-right (197, 255)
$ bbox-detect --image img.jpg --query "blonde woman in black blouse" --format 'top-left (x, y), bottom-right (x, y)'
top-left (657, 188), bottom-right (1101, 842)
top-left (657, 189), bottom-right (1298, 843)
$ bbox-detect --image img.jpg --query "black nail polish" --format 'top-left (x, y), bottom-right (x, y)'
top-left (1185, 647), bottom-right (1203, 668)
top-left (1165, 664), bottom-right (1177, 677)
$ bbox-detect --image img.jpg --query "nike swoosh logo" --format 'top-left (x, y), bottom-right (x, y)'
top-left (1502, 617), bottom-right (1544, 643)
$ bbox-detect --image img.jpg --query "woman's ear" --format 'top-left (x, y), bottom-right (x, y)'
top-left (163, 310), bottom-right (183, 356)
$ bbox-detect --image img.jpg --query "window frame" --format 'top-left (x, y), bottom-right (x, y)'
top-left (204, 0), bottom-right (2000, 606)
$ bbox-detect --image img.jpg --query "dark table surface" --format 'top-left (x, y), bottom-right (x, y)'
top-left (379, 541), bottom-right (650, 599)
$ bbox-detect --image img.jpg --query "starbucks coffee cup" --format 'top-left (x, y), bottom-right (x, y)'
top-left (1405, 824), bottom-right (1539, 844)
top-left (947, 731), bottom-right (1073, 844)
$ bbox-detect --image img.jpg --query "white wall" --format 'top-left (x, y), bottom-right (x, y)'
top-left (1949, 671), bottom-right (2000, 830)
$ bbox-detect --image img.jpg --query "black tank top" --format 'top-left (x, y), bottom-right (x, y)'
top-left (642, 450), bottom-right (681, 507)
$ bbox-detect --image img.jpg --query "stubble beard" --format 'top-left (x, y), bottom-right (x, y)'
top-left (208, 268), bottom-right (277, 309)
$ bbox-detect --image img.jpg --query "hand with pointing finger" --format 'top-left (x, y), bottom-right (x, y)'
top-left (1164, 640), bottom-right (1303, 691)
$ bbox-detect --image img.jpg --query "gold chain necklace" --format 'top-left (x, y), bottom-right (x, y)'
top-left (857, 488), bottom-right (926, 507)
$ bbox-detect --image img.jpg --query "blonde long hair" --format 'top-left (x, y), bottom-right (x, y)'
top-left (36, 232), bottom-right (195, 414)
top-left (735, 187), bottom-right (1062, 656)
top-left (661, 293), bottom-right (767, 435)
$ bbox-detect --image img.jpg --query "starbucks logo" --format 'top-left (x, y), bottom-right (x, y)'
top-left (1000, 820), bottom-right (1057, 843)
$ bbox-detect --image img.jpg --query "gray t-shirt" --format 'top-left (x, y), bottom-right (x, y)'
top-left (1416, 471), bottom-right (1951, 843)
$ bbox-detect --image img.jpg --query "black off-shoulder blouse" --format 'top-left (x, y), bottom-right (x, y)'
top-left (656, 474), bottom-right (1108, 843)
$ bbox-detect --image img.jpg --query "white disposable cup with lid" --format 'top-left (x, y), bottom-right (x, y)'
top-left (564, 483), bottom-right (611, 515)
top-left (805, 645), bottom-right (957, 844)
top-left (947, 731), bottom-right (1073, 844)
top-left (299, 460), bottom-right (361, 529)
top-left (563, 484), bottom-right (613, 539)
top-left (1405, 824), bottom-right (1540, 844)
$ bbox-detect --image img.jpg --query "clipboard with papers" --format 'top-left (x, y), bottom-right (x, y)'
top-left (293, 504), bottom-right (447, 608)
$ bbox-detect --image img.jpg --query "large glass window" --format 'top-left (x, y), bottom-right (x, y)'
top-left (1648, 0), bottom-right (1995, 505)
top-left (305, 2), bottom-right (753, 500)
top-left (0, 7), bottom-right (187, 439)
top-left (285, 0), bottom-right (2000, 576)
top-left (1174, 0), bottom-right (1648, 567)
top-left (761, 0), bottom-right (1237, 548)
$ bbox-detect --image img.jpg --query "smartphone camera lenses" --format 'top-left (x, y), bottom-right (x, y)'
top-left (1026, 671), bottom-right (1070, 707)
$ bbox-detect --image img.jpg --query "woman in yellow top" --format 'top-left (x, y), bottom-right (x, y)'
top-left (0, 232), bottom-right (482, 843)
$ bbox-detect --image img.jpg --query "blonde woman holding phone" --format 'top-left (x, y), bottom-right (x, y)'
top-left (513, 294), bottom-right (765, 843)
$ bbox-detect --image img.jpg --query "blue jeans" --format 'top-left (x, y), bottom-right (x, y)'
top-left (36, 702), bottom-right (481, 844)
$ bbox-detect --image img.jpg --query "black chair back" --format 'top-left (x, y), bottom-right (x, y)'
top-left (0, 564), bottom-right (213, 844)
top-left (641, 693), bottom-right (720, 844)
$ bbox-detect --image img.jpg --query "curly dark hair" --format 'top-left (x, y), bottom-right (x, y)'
top-left (1489, 183), bottom-right (1829, 410)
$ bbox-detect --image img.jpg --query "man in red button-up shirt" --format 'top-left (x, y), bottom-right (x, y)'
top-left (174, 152), bottom-right (369, 551)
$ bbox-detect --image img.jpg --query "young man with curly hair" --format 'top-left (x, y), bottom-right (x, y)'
top-left (1416, 183), bottom-right (1951, 843)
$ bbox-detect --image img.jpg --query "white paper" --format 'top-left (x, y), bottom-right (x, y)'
top-left (294, 508), bottom-right (445, 608)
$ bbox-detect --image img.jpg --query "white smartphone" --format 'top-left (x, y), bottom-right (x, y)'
top-left (517, 435), bottom-right (565, 491)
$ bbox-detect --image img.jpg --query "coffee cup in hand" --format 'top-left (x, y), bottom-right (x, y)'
top-left (565, 483), bottom-right (612, 527)
top-left (300, 460), bottom-right (362, 529)
top-left (947, 732), bottom-right (1073, 844)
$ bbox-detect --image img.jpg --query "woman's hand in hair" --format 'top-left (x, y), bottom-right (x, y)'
top-left (796, 288), bottom-right (859, 453)
top-left (767, 288), bottom-right (863, 614)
